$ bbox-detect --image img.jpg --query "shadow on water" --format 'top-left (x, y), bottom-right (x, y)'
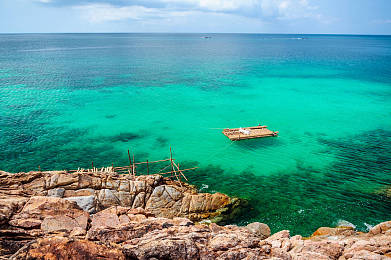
top-left (110, 132), bottom-right (141, 143)
top-left (233, 136), bottom-right (282, 150)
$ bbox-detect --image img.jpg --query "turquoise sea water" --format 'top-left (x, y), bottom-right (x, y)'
top-left (1, 33), bottom-right (391, 235)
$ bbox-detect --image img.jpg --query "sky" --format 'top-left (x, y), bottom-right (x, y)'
top-left (1, 0), bottom-right (391, 34)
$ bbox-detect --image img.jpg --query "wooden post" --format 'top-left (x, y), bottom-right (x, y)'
top-left (170, 147), bottom-right (174, 179)
top-left (127, 149), bottom-right (132, 175)
top-left (146, 160), bottom-right (149, 175)
top-left (38, 165), bottom-right (41, 172)
top-left (91, 161), bottom-right (94, 169)
top-left (133, 153), bottom-right (136, 176)
top-left (177, 162), bottom-right (181, 182)
top-left (173, 161), bottom-right (189, 182)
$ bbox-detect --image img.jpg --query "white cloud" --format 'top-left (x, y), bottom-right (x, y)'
top-left (74, 4), bottom-right (168, 23)
top-left (161, 0), bottom-right (258, 11)
top-left (74, 0), bottom-right (329, 24)
top-left (260, 0), bottom-right (318, 20)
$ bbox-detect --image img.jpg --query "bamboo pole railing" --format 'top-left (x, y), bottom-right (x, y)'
top-left (67, 148), bottom-right (197, 182)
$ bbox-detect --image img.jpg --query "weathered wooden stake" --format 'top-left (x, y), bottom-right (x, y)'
top-left (133, 153), bottom-right (136, 176)
top-left (38, 165), bottom-right (41, 172)
top-left (127, 149), bottom-right (132, 174)
top-left (170, 147), bottom-right (174, 179)
top-left (92, 161), bottom-right (94, 168)
top-left (177, 162), bottom-right (181, 182)
top-left (146, 160), bottom-right (149, 175)
top-left (173, 161), bottom-right (189, 181)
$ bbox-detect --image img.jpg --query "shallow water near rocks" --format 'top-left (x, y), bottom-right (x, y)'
top-left (1, 33), bottom-right (391, 235)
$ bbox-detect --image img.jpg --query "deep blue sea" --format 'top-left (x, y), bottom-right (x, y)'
top-left (1, 33), bottom-right (391, 235)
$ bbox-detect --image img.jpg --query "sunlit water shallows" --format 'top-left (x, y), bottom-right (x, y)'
top-left (1, 33), bottom-right (391, 235)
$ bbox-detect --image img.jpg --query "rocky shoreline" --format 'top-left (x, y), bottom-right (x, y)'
top-left (0, 170), bottom-right (242, 223)
top-left (1, 170), bottom-right (391, 259)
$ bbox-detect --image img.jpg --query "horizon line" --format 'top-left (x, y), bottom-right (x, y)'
top-left (1, 32), bottom-right (391, 36)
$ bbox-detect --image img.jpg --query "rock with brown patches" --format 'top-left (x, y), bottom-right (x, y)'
top-left (63, 188), bottom-right (95, 198)
top-left (14, 237), bottom-right (125, 260)
top-left (0, 170), bottom-right (241, 224)
top-left (0, 198), bottom-right (29, 225)
top-left (369, 220), bottom-right (391, 235)
top-left (89, 208), bottom-right (121, 230)
top-left (290, 240), bottom-right (345, 259)
top-left (5, 199), bottom-right (391, 260)
top-left (121, 220), bottom-right (264, 260)
top-left (149, 189), bottom-right (237, 223)
top-left (312, 226), bottom-right (355, 237)
top-left (344, 250), bottom-right (391, 260)
top-left (86, 206), bottom-right (264, 259)
top-left (246, 222), bottom-right (271, 239)
top-left (342, 234), bottom-right (391, 259)
top-left (3, 170), bottom-right (391, 260)
top-left (41, 215), bottom-right (85, 233)
top-left (9, 196), bottom-right (88, 231)
top-left (0, 196), bottom-right (84, 258)
top-left (69, 227), bottom-right (87, 237)
top-left (267, 230), bottom-right (290, 241)
top-left (0, 171), bottom-right (46, 197)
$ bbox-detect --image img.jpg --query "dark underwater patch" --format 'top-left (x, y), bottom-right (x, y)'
top-left (0, 123), bottom-right (127, 172)
top-left (155, 136), bottom-right (168, 147)
top-left (111, 132), bottom-right (140, 143)
top-left (7, 103), bottom-right (32, 110)
top-left (9, 133), bottom-right (37, 145)
top-left (318, 129), bottom-right (391, 183)
top-left (105, 114), bottom-right (116, 119)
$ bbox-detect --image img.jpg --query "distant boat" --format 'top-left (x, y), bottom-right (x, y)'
top-left (201, 36), bottom-right (212, 39)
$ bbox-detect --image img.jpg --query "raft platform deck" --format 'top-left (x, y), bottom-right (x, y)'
top-left (222, 125), bottom-right (278, 141)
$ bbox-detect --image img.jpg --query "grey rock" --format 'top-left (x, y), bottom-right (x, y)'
top-left (98, 189), bottom-right (120, 208)
top-left (65, 196), bottom-right (96, 213)
top-left (246, 222), bottom-right (271, 239)
top-left (47, 188), bottom-right (65, 198)
top-left (132, 192), bottom-right (146, 208)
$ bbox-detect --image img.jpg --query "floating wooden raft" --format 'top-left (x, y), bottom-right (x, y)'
top-left (222, 125), bottom-right (278, 141)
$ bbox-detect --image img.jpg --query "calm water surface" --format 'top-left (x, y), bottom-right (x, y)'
top-left (1, 33), bottom-right (391, 235)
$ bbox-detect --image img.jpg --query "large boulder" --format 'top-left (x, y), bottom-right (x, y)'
top-left (65, 195), bottom-right (96, 213)
top-left (369, 220), bottom-right (391, 235)
top-left (245, 222), bottom-right (271, 239)
top-left (9, 196), bottom-right (89, 233)
top-left (312, 226), bottom-right (355, 237)
top-left (145, 185), bottom-right (240, 223)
